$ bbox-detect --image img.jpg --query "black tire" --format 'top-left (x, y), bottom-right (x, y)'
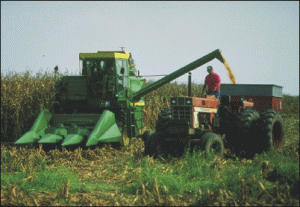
top-left (255, 109), bottom-right (285, 154)
top-left (200, 132), bottom-right (224, 159)
top-left (216, 106), bottom-right (233, 136)
top-left (143, 130), bottom-right (154, 156)
top-left (155, 108), bottom-right (172, 132)
top-left (144, 132), bottom-right (164, 158)
top-left (225, 108), bottom-right (260, 158)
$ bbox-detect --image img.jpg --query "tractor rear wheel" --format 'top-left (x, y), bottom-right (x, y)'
top-left (200, 132), bottom-right (224, 159)
top-left (226, 108), bottom-right (260, 158)
top-left (255, 109), bottom-right (285, 153)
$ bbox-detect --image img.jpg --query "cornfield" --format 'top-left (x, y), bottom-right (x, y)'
top-left (1, 70), bottom-right (60, 142)
top-left (1, 69), bottom-right (299, 206)
top-left (1, 69), bottom-right (204, 142)
top-left (1, 69), bottom-right (298, 142)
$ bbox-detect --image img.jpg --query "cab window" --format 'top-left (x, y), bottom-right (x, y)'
top-left (116, 59), bottom-right (128, 91)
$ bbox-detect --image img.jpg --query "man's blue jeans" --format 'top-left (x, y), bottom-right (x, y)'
top-left (207, 90), bottom-right (220, 100)
top-left (207, 90), bottom-right (220, 117)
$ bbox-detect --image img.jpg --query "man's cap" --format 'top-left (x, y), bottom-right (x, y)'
top-left (207, 66), bottom-right (213, 71)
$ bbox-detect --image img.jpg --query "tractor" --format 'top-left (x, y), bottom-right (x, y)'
top-left (143, 83), bottom-right (284, 159)
top-left (15, 48), bottom-right (284, 159)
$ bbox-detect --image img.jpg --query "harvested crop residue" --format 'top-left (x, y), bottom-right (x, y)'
top-left (2, 137), bottom-right (299, 206)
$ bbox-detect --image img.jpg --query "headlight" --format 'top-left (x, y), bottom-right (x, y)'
top-left (186, 99), bottom-right (192, 105)
top-left (171, 99), bottom-right (176, 104)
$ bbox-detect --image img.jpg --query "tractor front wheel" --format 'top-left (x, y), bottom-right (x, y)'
top-left (144, 132), bottom-right (165, 158)
top-left (200, 132), bottom-right (224, 159)
top-left (143, 130), bottom-right (154, 156)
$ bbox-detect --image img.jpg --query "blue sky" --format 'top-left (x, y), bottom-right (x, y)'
top-left (2, 1), bottom-right (299, 95)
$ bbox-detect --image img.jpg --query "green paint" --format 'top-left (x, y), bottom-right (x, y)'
top-left (86, 110), bottom-right (118, 146)
top-left (61, 127), bottom-right (90, 146)
top-left (62, 134), bottom-right (84, 146)
top-left (98, 123), bottom-right (122, 142)
top-left (38, 134), bottom-right (63, 144)
top-left (15, 110), bottom-right (52, 144)
top-left (14, 131), bottom-right (40, 144)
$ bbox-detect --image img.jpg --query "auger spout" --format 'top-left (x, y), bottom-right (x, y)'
top-left (131, 49), bottom-right (225, 102)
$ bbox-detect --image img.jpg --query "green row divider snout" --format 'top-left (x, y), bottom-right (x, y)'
top-left (38, 127), bottom-right (67, 144)
top-left (15, 110), bottom-right (52, 144)
top-left (86, 110), bottom-right (122, 147)
top-left (62, 127), bottom-right (90, 146)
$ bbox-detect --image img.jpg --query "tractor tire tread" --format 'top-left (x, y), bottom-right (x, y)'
top-left (256, 109), bottom-right (285, 153)
top-left (226, 108), bottom-right (260, 157)
top-left (200, 132), bottom-right (224, 159)
top-left (145, 132), bottom-right (162, 158)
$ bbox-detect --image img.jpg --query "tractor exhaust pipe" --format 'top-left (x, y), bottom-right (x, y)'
top-left (188, 72), bottom-right (192, 97)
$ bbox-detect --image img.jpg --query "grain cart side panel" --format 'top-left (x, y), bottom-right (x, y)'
top-left (221, 84), bottom-right (283, 112)
top-left (271, 97), bottom-right (283, 112)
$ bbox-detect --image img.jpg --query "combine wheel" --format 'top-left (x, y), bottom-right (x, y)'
top-left (226, 108), bottom-right (260, 158)
top-left (155, 108), bottom-right (172, 132)
top-left (255, 109), bottom-right (284, 153)
top-left (200, 132), bottom-right (224, 159)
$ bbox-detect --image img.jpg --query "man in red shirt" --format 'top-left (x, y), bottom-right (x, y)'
top-left (201, 66), bottom-right (221, 99)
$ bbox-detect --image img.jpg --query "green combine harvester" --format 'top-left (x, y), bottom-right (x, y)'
top-left (15, 48), bottom-right (226, 151)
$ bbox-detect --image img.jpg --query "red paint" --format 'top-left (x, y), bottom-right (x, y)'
top-left (243, 96), bottom-right (283, 112)
top-left (192, 96), bottom-right (219, 108)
